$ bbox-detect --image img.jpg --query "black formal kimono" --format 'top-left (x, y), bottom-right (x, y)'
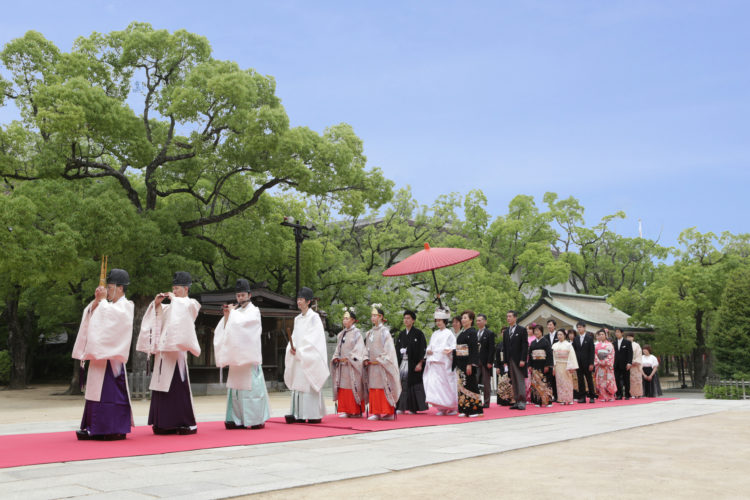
top-left (395, 327), bottom-right (428, 412)
top-left (528, 336), bottom-right (554, 406)
top-left (573, 333), bottom-right (596, 402)
top-left (613, 337), bottom-right (633, 399)
top-left (545, 331), bottom-right (558, 401)
top-left (494, 340), bottom-right (513, 406)
top-left (455, 327), bottom-right (483, 416)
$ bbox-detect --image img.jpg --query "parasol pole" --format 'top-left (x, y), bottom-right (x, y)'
top-left (431, 269), bottom-right (443, 308)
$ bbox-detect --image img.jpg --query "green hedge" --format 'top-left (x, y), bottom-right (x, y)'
top-left (704, 383), bottom-right (748, 400)
top-left (0, 350), bottom-right (10, 385)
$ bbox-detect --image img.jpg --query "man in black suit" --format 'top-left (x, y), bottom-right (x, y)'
top-left (545, 319), bottom-right (558, 402)
top-left (613, 327), bottom-right (633, 400)
top-left (476, 314), bottom-right (495, 408)
top-left (572, 321), bottom-right (596, 403)
top-left (503, 310), bottom-right (528, 410)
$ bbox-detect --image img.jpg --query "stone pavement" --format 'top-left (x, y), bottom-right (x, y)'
top-left (1, 396), bottom-right (748, 500)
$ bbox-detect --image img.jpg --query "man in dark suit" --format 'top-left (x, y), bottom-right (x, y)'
top-left (545, 319), bottom-right (558, 402)
top-left (572, 321), bottom-right (596, 403)
top-left (476, 314), bottom-right (495, 408)
top-left (613, 327), bottom-right (633, 400)
top-left (503, 310), bottom-right (528, 410)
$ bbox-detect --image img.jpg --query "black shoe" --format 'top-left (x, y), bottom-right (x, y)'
top-left (306, 419), bottom-right (322, 424)
top-left (589, 398), bottom-right (596, 404)
top-left (249, 423), bottom-right (265, 430)
top-left (509, 404), bottom-right (519, 410)
top-left (577, 399), bottom-right (586, 404)
top-left (177, 427), bottom-right (197, 435)
top-left (482, 403), bottom-right (490, 409)
top-left (615, 396), bottom-right (623, 400)
top-left (94, 433), bottom-right (126, 441)
top-left (76, 430), bottom-right (92, 440)
top-left (284, 414), bottom-right (297, 424)
top-left (516, 403), bottom-right (526, 410)
top-left (625, 397), bottom-right (631, 400)
top-left (224, 421), bottom-right (246, 430)
top-left (152, 426), bottom-right (177, 435)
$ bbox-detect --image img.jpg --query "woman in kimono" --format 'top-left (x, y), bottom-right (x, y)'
top-left (364, 305), bottom-right (402, 421)
top-left (213, 279), bottom-right (270, 430)
top-left (528, 325), bottom-right (554, 407)
top-left (594, 329), bottom-right (617, 401)
top-left (451, 316), bottom-right (462, 336)
top-left (331, 307), bottom-right (367, 418)
top-left (627, 332), bottom-right (644, 398)
top-left (641, 345), bottom-right (663, 397)
top-left (552, 329), bottom-right (578, 404)
top-left (423, 306), bottom-right (458, 415)
top-left (455, 310), bottom-right (483, 417)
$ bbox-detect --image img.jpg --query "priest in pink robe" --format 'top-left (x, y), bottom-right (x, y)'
top-left (137, 271), bottom-right (201, 435)
top-left (73, 269), bottom-right (134, 440)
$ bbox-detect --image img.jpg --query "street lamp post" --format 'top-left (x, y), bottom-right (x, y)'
top-left (280, 217), bottom-right (316, 297)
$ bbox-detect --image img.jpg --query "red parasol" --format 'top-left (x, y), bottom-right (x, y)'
top-left (382, 243), bottom-right (479, 307)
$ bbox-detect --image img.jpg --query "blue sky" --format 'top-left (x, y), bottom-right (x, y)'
top-left (2, 1), bottom-right (748, 248)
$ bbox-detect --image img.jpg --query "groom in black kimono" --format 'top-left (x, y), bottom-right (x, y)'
top-left (395, 310), bottom-right (428, 413)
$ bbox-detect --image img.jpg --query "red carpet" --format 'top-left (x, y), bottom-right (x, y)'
top-left (0, 398), bottom-right (673, 469)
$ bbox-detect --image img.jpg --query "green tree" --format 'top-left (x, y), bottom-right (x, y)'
top-left (1, 24), bottom-right (391, 386)
top-left (710, 266), bottom-right (750, 378)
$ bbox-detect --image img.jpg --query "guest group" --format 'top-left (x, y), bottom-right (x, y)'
top-left (72, 269), bottom-right (663, 440)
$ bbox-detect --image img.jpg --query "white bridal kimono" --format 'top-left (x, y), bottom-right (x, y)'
top-left (424, 327), bottom-right (458, 411)
top-left (284, 309), bottom-right (330, 419)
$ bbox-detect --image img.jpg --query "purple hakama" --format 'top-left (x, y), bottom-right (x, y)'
top-left (148, 364), bottom-right (196, 430)
top-left (80, 361), bottom-right (132, 436)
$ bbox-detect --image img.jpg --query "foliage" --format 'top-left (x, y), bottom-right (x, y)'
top-left (710, 266), bottom-right (750, 377)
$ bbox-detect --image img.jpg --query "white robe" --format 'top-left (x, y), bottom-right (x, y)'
top-left (136, 296), bottom-right (201, 392)
top-left (71, 296), bottom-right (134, 403)
top-left (214, 302), bottom-right (263, 390)
top-left (284, 310), bottom-right (329, 393)
top-left (424, 327), bottom-right (458, 410)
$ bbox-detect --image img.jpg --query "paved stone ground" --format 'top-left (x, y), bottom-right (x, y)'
top-left (0, 387), bottom-right (747, 499)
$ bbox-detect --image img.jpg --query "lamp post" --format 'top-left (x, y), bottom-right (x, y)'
top-left (280, 216), bottom-right (316, 297)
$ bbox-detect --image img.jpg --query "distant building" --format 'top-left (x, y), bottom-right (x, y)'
top-left (518, 287), bottom-right (654, 335)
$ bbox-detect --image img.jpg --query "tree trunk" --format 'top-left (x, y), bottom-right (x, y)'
top-left (6, 293), bottom-right (28, 390)
top-left (692, 310), bottom-right (708, 388)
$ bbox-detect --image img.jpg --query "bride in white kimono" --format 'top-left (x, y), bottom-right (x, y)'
top-left (424, 307), bottom-right (458, 415)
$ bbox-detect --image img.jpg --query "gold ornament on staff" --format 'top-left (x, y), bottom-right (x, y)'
top-left (98, 256), bottom-right (108, 286)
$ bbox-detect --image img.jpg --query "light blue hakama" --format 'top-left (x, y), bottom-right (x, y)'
top-left (225, 365), bottom-right (271, 427)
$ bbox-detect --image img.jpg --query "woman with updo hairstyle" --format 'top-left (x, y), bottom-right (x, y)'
top-left (455, 310), bottom-right (483, 417)
top-left (423, 307), bottom-right (458, 415)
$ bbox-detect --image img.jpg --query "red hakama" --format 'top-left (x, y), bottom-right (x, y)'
top-left (337, 388), bottom-right (365, 415)
top-left (368, 388), bottom-right (394, 415)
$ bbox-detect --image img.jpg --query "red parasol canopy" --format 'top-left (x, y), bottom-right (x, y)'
top-left (382, 243), bottom-right (479, 307)
top-left (382, 243), bottom-right (479, 277)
